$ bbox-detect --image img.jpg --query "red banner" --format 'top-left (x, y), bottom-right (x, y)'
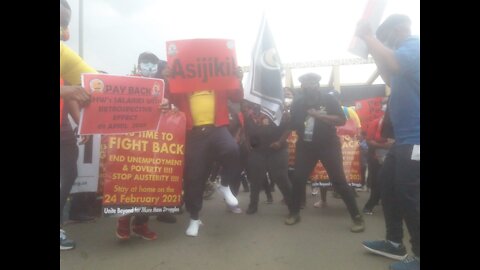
top-left (166, 39), bottom-right (240, 93)
top-left (355, 97), bottom-right (384, 133)
top-left (310, 134), bottom-right (362, 187)
top-left (101, 111), bottom-right (186, 217)
top-left (78, 74), bottom-right (164, 135)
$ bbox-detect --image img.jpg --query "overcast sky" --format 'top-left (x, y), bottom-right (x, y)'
top-left (65, 0), bottom-right (419, 83)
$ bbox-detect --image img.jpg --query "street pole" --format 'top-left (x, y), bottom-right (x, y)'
top-left (79, 0), bottom-right (84, 58)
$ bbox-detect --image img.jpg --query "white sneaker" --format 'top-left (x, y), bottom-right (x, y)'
top-left (217, 185), bottom-right (238, 207)
top-left (185, 219), bottom-right (203, 237)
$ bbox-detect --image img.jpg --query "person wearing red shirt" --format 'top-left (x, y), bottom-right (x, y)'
top-left (166, 68), bottom-right (244, 236)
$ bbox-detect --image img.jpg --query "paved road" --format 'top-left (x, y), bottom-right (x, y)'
top-left (60, 188), bottom-right (411, 270)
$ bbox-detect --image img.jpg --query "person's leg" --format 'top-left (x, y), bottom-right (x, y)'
top-left (116, 215), bottom-right (132, 240)
top-left (320, 187), bottom-right (328, 203)
top-left (287, 168), bottom-right (294, 184)
top-left (132, 215), bottom-right (157, 240)
top-left (60, 141), bottom-right (79, 225)
top-left (212, 127), bottom-right (240, 207)
top-left (319, 143), bottom-right (361, 220)
top-left (269, 174), bottom-right (276, 192)
top-left (184, 130), bottom-right (212, 220)
top-left (241, 171), bottom-right (250, 192)
top-left (239, 142), bottom-right (250, 192)
top-left (267, 149), bottom-right (293, 213)
top-left (287, 142), bottom-right (318, 224)
top-left (263, 174), bottom-right (273, 203)
top-left (246, 150), bottom-right (266, 214)
top-left (202, 162), bottom-right (219, 200)
top-left (394, 145), bottom-right (420, 258)
top-left (69, 192), bottom-right (96, 221)
top-left (60, 140), bottom-right (78, 250)
top-left (379, 147), bottom-right (404, 245)
top-left (364, 157), bottom-right (381, 212)
top-left (360, 147), bottom-right (369, 188)
top-left (300, 176), bottom-right (307, 209)
top-left (362, 147), bottom-right (408, 261)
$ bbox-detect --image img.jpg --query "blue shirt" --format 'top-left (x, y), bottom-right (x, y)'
top-left (389, 36), bottom-right (420, 145)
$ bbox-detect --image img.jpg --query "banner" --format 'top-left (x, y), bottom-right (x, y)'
top-left (310, 134), bottom-right (362, 188)
top-left (102, 111), bottom-right (186, 217)
top-left (348, 0), bottom-right (389, 59)
top-left (166, 39), bottom-right (240, 93)
top-left (355, 97), bottom-right (384, 133)
top-left (78, 74), bottom-right (164, 135)
top-left (244, 14), bottom-right (284, 126)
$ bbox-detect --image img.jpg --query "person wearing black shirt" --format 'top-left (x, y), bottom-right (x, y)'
top-left (285, 73), bottom-right (365, 233)
top-left (243, 101), bottom-right (293, 215)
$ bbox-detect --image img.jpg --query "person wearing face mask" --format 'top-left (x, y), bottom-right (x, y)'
top-left (356, 14), bottom-right (420, 270)
top-left (116, 53), bottom-right (177, 241)
top-left (285, 73), bottom-right (365, 233)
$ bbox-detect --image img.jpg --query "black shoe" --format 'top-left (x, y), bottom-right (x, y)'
top-left (246, 205), bottom-right (257, 215)
top-left (69, 214), bottom-right (96, 222)
top-left (265, 197), bottom-right (273, 204)
top-left (156, 213), bottom-right (177, 223)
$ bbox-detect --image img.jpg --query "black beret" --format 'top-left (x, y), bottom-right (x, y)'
top-left (298, 73), bottom-right (321, 83)
top-left (376, 14), bottom-right (411, 42)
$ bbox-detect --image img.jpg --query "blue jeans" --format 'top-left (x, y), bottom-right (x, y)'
top-left (379, 144), bottom-right (420, 257)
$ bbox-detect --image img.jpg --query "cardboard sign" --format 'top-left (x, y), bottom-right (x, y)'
top-left (102, 111), bottom-right (186, 216)
top-left (166, 39), bottom-right (240, 93)
top-left (79, 74), bottom-right (164, 135)
top-left (348, 0), bottom-right (388, 59)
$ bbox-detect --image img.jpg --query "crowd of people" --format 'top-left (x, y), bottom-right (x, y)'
top-left (60, 1), bottom-right (419, 269)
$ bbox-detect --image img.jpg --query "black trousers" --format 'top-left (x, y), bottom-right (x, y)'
top-left (380, 144), bottom-right (420, 257)
top-left (222, 140), bottom-right (249, 196)
top-left (60, 140), bottom-right (78, 224)
top-left (291, 139), bottom-right (360, 219)
top-left (184, 126), bottom-right (240, 220)
top-left (246, 148), bottom-right (293, 213)
top-left (364, 149), bottom-right (382, 210)
top-left (70, 192), bottom-right (97, 218)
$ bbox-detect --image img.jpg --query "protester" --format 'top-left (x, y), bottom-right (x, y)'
top-left (60, 0), bottom-right (94, 250)
top-left (165, 67), bottom-right (244, 236)
top-left (356, 14), bottom-right (420, 270)
top-left (286, 73), bottom-right (365, 233)
top-left (242, 101), bottom-right (293, 215)
top-left (116, 52), bottom-right (176, 241)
